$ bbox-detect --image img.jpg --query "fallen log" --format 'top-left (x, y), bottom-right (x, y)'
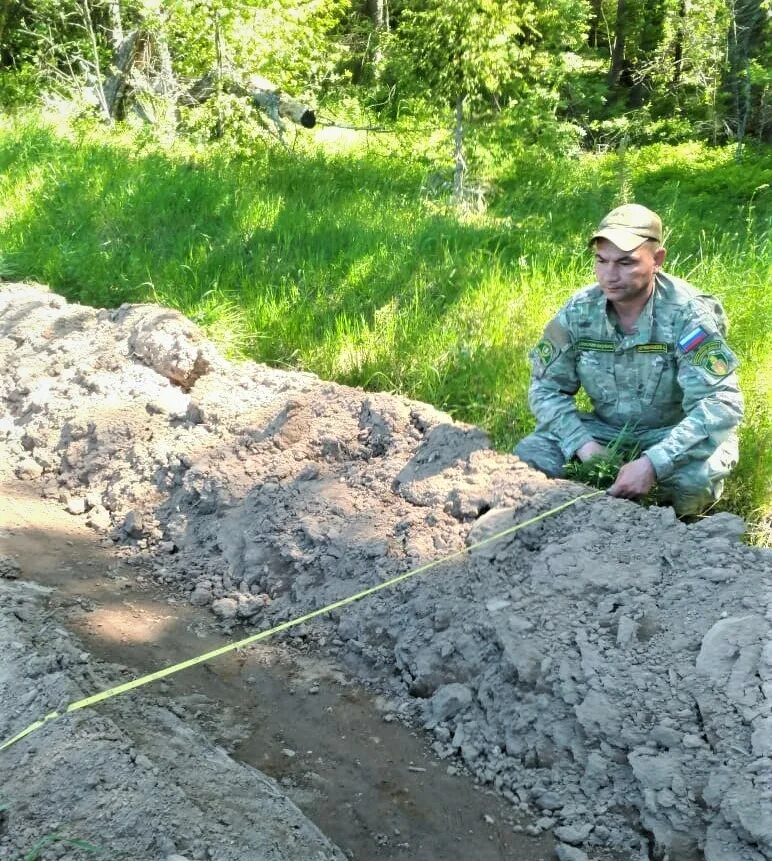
top-left (184, 72), bottom-right (315, 129)
top-left (99, 30), bottom-right (315, 132)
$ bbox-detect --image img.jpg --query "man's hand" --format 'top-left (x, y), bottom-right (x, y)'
top-left (576, 441), bottom-right (608, 462)
top-left (608, 455), bottom-right (656, 499)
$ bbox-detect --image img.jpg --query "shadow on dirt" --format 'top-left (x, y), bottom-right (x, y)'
top-left (0, 481), bottom-right (565, 861)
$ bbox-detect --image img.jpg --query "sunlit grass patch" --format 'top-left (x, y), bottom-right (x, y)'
top-left (0, 111), bottom-right (768, 536)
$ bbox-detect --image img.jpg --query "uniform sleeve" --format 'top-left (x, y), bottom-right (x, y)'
top-left (643, 300), bottom-right (743, 479)
top-left (527, 312), bottom-right (594, 460)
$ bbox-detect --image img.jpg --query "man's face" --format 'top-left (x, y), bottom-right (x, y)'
top-left (593, 237), bottom-right (666, 305)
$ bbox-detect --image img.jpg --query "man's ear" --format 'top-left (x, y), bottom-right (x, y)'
top-left (654, 246), bottom-right (667, 269)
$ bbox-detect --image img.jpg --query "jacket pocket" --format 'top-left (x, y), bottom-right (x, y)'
top-left (641, 354), bottom-right (678, 406)
top-left (577, 352), bottom-right (617, 405)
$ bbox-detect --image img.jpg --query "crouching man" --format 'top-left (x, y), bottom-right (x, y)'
top-left (515, 203), bottom-right (743, 516)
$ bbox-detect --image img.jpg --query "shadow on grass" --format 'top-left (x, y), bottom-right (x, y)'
top-left (0, 119), bottom-right (768, 528)
top-left (1, 124), bottom-right (496, 317)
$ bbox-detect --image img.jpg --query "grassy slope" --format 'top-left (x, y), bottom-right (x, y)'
top-left (0, 113), bottom-right (769, 532)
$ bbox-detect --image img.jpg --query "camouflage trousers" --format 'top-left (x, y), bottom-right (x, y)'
top-left (514, 413), bottom-right (739, 517)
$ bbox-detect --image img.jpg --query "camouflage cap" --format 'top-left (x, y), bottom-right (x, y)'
top-left (590, 203), bottom-right (663, 252)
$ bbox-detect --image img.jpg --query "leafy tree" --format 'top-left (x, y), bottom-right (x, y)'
top-left (392, 0), bottom-right (589, 201)
top-left (165, 0), bottom-right (351, 94)
top-left (724, 0), bottom-right (770, 147)
top-left (0, 0), bottom-right (350, 113)
top-left (590, 0), bottom-right (770, 144)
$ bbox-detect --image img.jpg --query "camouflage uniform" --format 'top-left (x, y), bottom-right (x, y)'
top-left (515, 272), bottom-right (743, 515)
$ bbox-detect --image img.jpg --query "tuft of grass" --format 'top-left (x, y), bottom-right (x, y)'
top-left (0, 109), bottom-right (768, 537)
top-left (564, 433), bottom-right (641, 490)
top-left (563, 430), bottom-right (661, 508)
top-left (21, 833), bottom-right (101, 861)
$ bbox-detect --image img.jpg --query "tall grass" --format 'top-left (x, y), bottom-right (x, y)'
top-left (0, 112), bottom-right (769, 533)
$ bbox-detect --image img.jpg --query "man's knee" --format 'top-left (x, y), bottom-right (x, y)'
top-left (660, 479), bottom-right (722, 517)
top-left (514, 433), bottom-right (566, 478)
top-left (658, 461), bottom-right (724, 516)
top-left (655, 437), bottom-right (738, 517)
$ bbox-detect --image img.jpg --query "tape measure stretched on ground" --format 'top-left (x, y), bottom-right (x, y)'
top-left (0, 490), bottom-right (603, 753)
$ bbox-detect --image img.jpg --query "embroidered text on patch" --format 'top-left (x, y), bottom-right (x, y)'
top-left (635, 343), bottom-right (669, 353)
top-left (689, 340), bottom-right (734, 377)
top-left (575, 338), bottom-right (615, 352)
top-left (678, 326), bottom-right (708, 353)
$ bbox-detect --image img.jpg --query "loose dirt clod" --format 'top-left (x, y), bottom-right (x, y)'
top-left (1, 282), bottom-right (770, 861)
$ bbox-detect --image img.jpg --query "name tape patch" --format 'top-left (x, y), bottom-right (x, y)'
top-left (575, 338), bottom-right (615, 352)
top-left (635, 342), bottom-right (669, 354)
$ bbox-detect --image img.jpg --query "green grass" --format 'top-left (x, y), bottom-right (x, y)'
top-left (0, 111), bottom-right (769, 535)
top-left (564, 428), bottom-right (644, 490)
top-left (20, 833), bottom-right (101, 861)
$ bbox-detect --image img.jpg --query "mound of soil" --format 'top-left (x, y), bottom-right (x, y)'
top-left (1, 282), bottom-right (770, 861)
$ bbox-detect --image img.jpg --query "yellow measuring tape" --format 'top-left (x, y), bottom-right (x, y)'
top-left (0, 490), bottom-right (603, 753)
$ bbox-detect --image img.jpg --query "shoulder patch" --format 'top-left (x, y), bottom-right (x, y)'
top-left (534, 339), bottom-right (557, 366)
top-left (689, 340), bottom-right (736, 377)
top-left (678, 326), bottom-right (708, 354)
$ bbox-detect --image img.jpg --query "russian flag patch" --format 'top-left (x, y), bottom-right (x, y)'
top-left (678, 326), bottom-right (708, 354)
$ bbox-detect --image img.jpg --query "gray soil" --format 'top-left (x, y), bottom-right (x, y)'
top-left (0, 282), bottom-right (770, 861)
top-left (0, 483), bottom-right (560, 861)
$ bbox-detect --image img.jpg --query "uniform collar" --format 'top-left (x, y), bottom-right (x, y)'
top-left (601, 277), bottom-right (658, 345)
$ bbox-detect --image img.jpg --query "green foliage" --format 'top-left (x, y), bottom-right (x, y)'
top-left (390, 0), bottom-right (588, 109)
top-left (564, 432), bottom-right (641, 489)
top-left (0, 0), bottom-right (350, 112)
top-left (394, 0), bottom-right (534, 106)
top-left (0, 112), bottom-right (768, 536)
top-left (587, 110), bottom-right (696, 149)
top-left (166, 0), bottom-right (351, 94)
top-left (563, 430), bottom-right (661, 507)
top-left (178, 91), bottom-right (269, 149)
top-left (0, 0), bottom-right (115, 101)
top-left (0, 0), bottom-right (769, 148)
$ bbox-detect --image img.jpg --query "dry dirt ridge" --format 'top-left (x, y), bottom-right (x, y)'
top-left (0, 282), bottom-right (770, 861)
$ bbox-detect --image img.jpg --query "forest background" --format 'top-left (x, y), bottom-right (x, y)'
top-left (0, 0), bottom-right (769, 536)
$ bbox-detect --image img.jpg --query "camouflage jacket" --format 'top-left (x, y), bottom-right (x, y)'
top-left (528, 272), bottom-right (743, 478)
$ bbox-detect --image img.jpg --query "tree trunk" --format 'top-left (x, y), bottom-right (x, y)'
top-left (365, 0), bottom-right (387, 76)
top-left (154, 28), bottom-right (176, 98)
top-left (0, 0), bottom-right (22, 65)
top-left (724, 0), bottom-right (765, 151)
top-left (106, 0), bottom-right (124, 50)
top-left (184, 72), bottom-right (316, 129)
top-left (78, 0), bottom-right (111, 121)
top-left (587, 0), bottom-right (603, 49)
top-left (608, 0), bottom-right (626, 88)
top-left (452, 96), bottom-right (466, 204)
top-left (367, 0), bottom-right (386, 30)
top-left (246, 76), bottom-right (316, 127)
top-left (102, 31), bottom-right (140, 119)
top-left (100, 14), bottom-right (180, 126)
top-left (214, 9), bottom-right (225, 138)
top-left (671, 0), bottom-right (686, 88)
